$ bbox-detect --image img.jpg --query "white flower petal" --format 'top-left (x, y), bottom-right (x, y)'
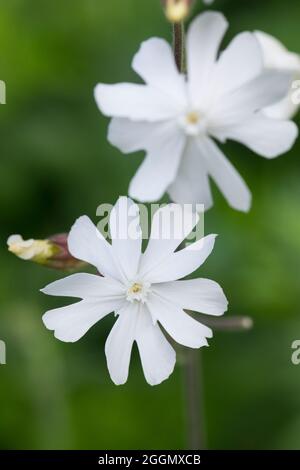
top-left (135, 306), bottom-right (176, 386)
top-left (43, 298), bottom-right (122, 343)
top-left (153, 279), bottom-right (228, 316)
top-left (212, 70), bottom-right (293, 124)
top-left (105, 302), bottom-right (139, 385)
top-left (41, 273), bottom-right (124, 299)
top-left (108, 119), bottom-right (185, 202)
top-left (254, 30), bottom-right (300, 120)
top-left (167, 138), bottom-right (213, 208)
top-left (197, 137), bottom-right (251, 212)
top-left (132, 37), bottom-right (186, 107)
top-left (144, 234), bottom-right (216, 283)
top-left (68, 216), bottom-right (120, 280)
top-left (263, 95), bottom-right (300, 121)
top-left (108, 118), bottom-right (159, 154)
top-left (140, 203), bottom-right (199, 278)
top-left (128, 122), bottom-right (186, 202)
top-left (254, 30), bottom-right (300, 71)
top-left (7, 234), bottom-right (25, 245)
top-left (214, 32), bottom-right (263, 98)
top-left (187, 11), bottom-right (228, 106)
top-left (109, 197), bottom-right (142, 281)
top-left (213, 116), bottom-right (298, 159)
top-left (94, 83), bottom-right (180, 122)
top-left (147, 294), bottom-right (212, 348)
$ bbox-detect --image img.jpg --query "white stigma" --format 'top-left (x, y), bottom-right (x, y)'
top-left (126, 281), bottom-right (151, 304)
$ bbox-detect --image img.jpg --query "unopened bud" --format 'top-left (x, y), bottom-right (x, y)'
top-left (7, 235), bottom-right (56, 262)
top-left (7, 233), bottom-right (84, 270)
top-left (162, 0), bottom-right (194, 23)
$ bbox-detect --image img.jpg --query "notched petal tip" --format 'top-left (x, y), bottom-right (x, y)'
top-left (42, 312), bottom-right (82, 344)
top-left (192, 336), bottom-right (210, 348)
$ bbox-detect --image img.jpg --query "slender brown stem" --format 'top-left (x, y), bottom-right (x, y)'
top-left (170, 17), bottom-right (255, 451)
top-left (173, 22), bottom-right (184, 72)
top-left (172, 21), bottom-right (204, 450)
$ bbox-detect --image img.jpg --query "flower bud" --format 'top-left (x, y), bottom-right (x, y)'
top-left (7, 235), bottom-right (56, 262)
top-left (7, 233), bottom-right (84, 270)
top-left (162, 0), bottom-right (194, 23)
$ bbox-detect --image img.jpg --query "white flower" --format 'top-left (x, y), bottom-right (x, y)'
top-left (41, 197), bottom-right (228, 386)
top-left (94, 12), bottom-right (298, 212)
top-left (255, 30), bottom-right (300, 119)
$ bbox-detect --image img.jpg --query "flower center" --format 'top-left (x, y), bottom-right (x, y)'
top-left (178, 110), bottom-right (206, 136)
top-left (186, 111), bottom-right (200, 125)
top-left (130, 282), bottom-right (143, 294)
top-left (126, 281), bottom-right (151, 303)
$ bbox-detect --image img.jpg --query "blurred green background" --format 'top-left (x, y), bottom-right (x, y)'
top-left (1, 0), bottom-right (300, 450)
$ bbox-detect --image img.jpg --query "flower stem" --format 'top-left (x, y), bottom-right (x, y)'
top-left (191, 314), bottom-right (254, 332)
top-left (182, 349), bottom-right (206, 450)
top-left (201, 315), bottom-right (254, 332)
top-left (172, 21), bottom-right (205, 450)
top-left (173, 22), bottom-right (185, 72)
top-left (170, 14), bottom-right (254, 451)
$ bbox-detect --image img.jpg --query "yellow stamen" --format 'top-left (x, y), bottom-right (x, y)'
top-left (186, 111), bottom-right (200, 125)
top-left (130, 283), bottom-right (143, 294)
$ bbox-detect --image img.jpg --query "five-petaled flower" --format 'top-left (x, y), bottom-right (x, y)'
top-left (41, 197), bottom-right (228, 385)
top-left (95, 11), bottom-right (298, 212)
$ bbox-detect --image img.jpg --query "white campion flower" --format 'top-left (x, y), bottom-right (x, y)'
top-left (255, 30), bottom-right (300, 119)
top-left (94, 12), bottom-right (298, 212)
top-left (41, 197), bottom-right (228, 386)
